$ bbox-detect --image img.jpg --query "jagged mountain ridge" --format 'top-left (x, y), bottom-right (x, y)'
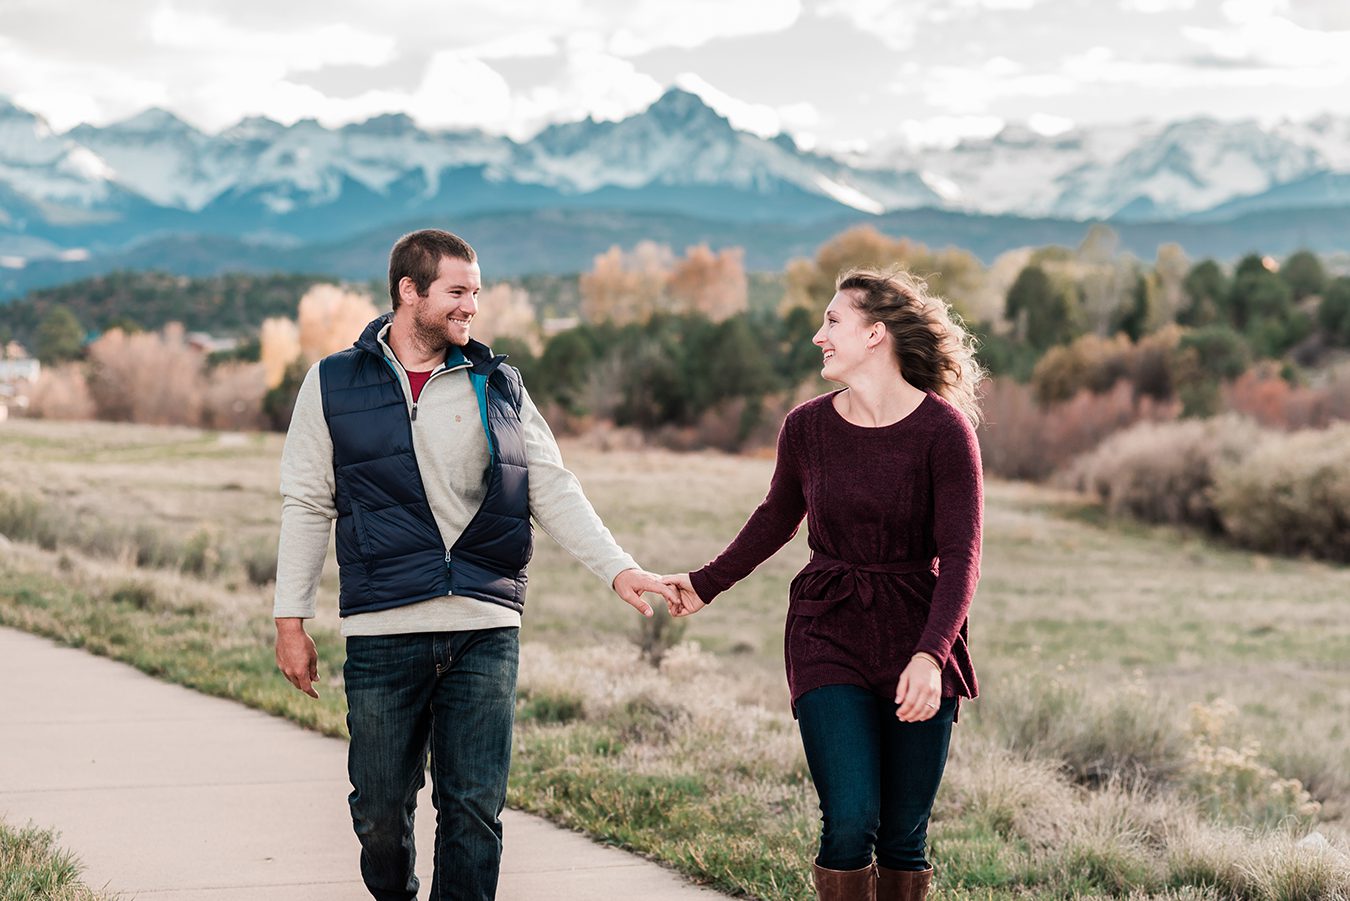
top-left (3, 89), bottom-right (1347, 240)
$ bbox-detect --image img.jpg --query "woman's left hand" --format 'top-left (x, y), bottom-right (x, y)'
top-left (895, 655), bottom-right (942, 722)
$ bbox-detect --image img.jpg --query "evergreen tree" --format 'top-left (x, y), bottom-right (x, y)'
top-left (35, 305), bottom-right (85, 363)
top-left (774, 305), bottom-right (824, 384)
top-left (1280, 250), bottom-right (1326, 301)
top-left (1112, 274), bottom-right (1150, 341)
top-left (1180, 259), bottom-right (1228, 326)
top-left (1234, 253), bottom-right (1268, 280)
top-left (534, 327), bottom-right (601, 415)
top-left (1318, 277), bottom-right (1350, 346)
top-left (1005, 264), bottom-right (1076, 350)
top-left (1178, 326), bottom-right (1251, 380)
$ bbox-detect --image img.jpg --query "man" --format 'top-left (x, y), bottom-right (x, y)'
top-left (273, 229), bottom-right (674, 901)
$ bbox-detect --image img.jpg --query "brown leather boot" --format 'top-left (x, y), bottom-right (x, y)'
top-left (875, 864), bottom-right (932, 901)
top-left (812, 861), bottom-right (876, 901)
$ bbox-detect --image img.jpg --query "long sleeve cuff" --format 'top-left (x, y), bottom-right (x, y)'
top-left (689, 567), bottom-right (729, 605)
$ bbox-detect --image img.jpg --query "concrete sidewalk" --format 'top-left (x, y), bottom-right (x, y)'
top-left (0, 627), bottom-right (728, 900)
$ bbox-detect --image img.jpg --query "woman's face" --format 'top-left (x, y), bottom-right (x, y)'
top-left (813, 290), bottom-right (882, 382)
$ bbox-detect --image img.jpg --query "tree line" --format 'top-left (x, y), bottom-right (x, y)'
top-left (10, 225), bottom-right (1350, 450)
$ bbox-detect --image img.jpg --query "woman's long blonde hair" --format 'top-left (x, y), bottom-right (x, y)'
top-left (836, 266), bottom-right (985, 427)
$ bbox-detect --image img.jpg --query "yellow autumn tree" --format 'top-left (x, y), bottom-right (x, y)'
top-left (259, 317), bottom-right (301, 389)
top-left (782, 225), bottom-right (985, 319)
top-left (472, 284), bottom-right (541, 353)
top-left (298, 284), bottom-right (379, 363)
top-left (667, 244), bottom-right (748, 322)
top-left (579, 241), bottom-right (674, 325)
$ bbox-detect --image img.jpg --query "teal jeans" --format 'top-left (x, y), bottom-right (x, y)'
top-left (797, 684), bottom-right (956, 871)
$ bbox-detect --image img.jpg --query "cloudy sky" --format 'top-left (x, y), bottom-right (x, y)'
top-left (2, 0), bottom-right (1349, 152)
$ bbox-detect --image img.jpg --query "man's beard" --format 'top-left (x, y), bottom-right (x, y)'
top-left (411, 306), bottom-right (469, 351)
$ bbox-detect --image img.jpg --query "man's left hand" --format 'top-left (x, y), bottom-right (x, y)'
top-left (612, 568), bottom-right (678, 617)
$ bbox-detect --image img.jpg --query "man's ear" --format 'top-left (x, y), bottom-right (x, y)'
top-left (398, 276), bottom-right (419, 308)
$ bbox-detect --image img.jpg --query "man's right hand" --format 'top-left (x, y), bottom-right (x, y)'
top-left (275, 617), bottom-right (320, 699)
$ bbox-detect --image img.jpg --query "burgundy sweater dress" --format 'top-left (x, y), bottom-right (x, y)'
top-left (690, 390), bottom-right (983, 715)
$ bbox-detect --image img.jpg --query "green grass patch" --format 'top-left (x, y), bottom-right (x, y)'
top-left (0, 819), bottom-right (111, 901)
top-left (3, 422), bottom-right (1349, 901)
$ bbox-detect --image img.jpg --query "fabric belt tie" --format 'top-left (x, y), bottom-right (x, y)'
top-left (792, 551), bottom-right (937, 617)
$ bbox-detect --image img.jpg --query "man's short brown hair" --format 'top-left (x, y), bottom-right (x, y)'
top-left (388, 229), bottom-right (477, 310)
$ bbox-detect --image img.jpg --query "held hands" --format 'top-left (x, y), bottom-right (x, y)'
top-left (895, 653), bottom-right (942, 722)
top-left (612, 568), bottom-right (679, 617)
top-left (275, 617), bottom-right (320, 699)
top-left (660, 573), bottom-right (706, 617)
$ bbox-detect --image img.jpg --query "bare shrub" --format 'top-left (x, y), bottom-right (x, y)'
top-left (1184, 700), bottom-right (1321, 829)
top-left (86, 324), bottom-right (205, 426)
top-left (631, 607), bottom-right (687, 668)
top-left (1131, 324), bottom-right (1184, 400)
top-left (0, 490), bottom-right (64, 548)
top-left (1048, 783), bottom-right (1169, 895)
top-left (27, 363), bottom-right (95, 420)
top-left (240, 538), bottom-right (279, 586)
top-left (202, 361), bottom-right (267, 431)
top-left (1213, 423), bottom-right (1350, 562)
top-left (1032, 333), bottom-right (1133, 404)
top-left (942, 736), bottom-right (1078, 840)
top-left (1322, 364), bottom-right (1350, 424)
top-left (970, 674), bottom-right (1188, 788)
top-left (979, 379), bottom-right (1179, 481)
top-left (1166, 819), bottom-right (1350, 901)
top-left (1221, 365), bottom-right (1331, 430)
top-left (1063, 416), bottom-right (1267, 532)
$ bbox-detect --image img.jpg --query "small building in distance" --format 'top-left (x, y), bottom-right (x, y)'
top-left (0, 342), bottom-right (41, 421)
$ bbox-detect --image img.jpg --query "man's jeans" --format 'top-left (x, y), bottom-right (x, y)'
top-left (344, 627), bottom-right (519, 901)
top-left (796, 684), bottom-right (956, 872)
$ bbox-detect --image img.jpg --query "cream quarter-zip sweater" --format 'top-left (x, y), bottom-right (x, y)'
top-left (273, 325), bottom-right (638, 635)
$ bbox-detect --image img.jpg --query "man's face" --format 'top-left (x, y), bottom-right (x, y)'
top-left (408, 256), bottom-right (482, 348)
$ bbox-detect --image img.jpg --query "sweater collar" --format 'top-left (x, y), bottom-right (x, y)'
top-left (354, 312), bottom-right (506, 376)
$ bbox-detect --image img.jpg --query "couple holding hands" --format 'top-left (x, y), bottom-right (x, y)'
top-left (274, 228), bottom-right (983, 901)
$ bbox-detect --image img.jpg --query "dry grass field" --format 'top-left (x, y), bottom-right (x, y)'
top-left (2, 417), bottom-right (1348, 899)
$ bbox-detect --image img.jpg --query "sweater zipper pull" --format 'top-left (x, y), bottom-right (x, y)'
top-left (411, 402), bottom-right (418, 422)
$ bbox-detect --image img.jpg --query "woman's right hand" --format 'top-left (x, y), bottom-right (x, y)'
top-left (661, 573), bottom-right (707, 617)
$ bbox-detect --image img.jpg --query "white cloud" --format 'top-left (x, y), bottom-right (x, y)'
top-left (916, 62), bottom-right (1075, 114)
top-left (819, 0), bottom-right (1049, 49)
top-left (1028, 113), bottom-right (1075, 135)
top-left (1185, 6), bottom-right (1350, 69)
top-left (1120, 0), bottom-right (1197, 12)
top-left (1219, 0), bottom-right (1288, 26)
top-left (505, 49), bottom-right (664, 138)
top-left (894, 116), bottom-right (1005, 150)
top-left (0, 0), bottom-right (801, 133)
top-left (5, 0), bottom-right (1350, 155)
top-left (146, 9), bottom-right (397, 71)
top-left (597, 0), bottom-right (802, 55)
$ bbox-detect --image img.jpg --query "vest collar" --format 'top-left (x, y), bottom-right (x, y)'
top-left (354, 312), bottom-right (509, 377)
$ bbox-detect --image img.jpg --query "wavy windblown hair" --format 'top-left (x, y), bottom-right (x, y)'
top-left (836, 267), bottom-right (986, 427)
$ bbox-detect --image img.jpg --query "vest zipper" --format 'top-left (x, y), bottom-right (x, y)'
top-left (411, 402), bottom-right (418, 421)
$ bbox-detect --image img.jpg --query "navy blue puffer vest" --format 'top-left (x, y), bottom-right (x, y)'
top-left (320, 314), bottom-right (532, 616)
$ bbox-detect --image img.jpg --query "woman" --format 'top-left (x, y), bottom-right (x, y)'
top-left (664, 267), bottom-right (984, 901)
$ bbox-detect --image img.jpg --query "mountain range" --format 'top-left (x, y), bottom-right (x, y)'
top-left (2, 87), bottom-right (1349, 297)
